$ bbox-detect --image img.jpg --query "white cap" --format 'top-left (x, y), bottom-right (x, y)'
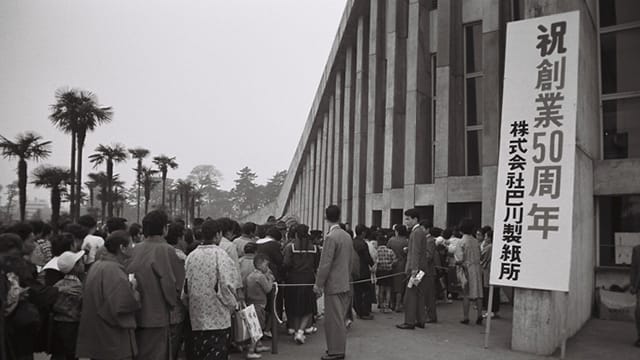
top-left (57, 251), bottom-right (85, 274)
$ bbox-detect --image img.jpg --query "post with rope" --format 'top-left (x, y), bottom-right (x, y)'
top-left (271, 283), bottom-right (279, 354)
top-left (483, 285), bottom-right (495, 349)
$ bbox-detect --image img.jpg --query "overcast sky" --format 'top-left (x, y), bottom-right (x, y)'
top-left (0, 0), bottom-right (345, 202)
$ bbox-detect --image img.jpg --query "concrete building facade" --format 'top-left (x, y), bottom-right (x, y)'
top-left (244, 0), bottom-right (640, 355)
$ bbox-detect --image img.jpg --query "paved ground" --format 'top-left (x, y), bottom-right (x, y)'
top-left (36, 299), bottom-right (638, 359)
top-left (246, 300), bottom-right (638, 360)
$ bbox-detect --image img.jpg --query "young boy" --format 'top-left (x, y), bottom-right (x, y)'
top-left (51, 250), bottom-right (85, 360)
top-left (244, 254), bottom-right (274, 359)
top-left (375, 234), bottom-right (397, 313)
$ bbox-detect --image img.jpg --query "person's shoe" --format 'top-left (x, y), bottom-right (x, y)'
top-left (288, 328), bottom-right (295, 335)
top-left (476, 317), bottom-right (483, 325)
top-left (425, 319), bottom-right (438, 324)
top-left (246, 352), bottom-right (262, 359)
top-left (395, 306), bottom-right (404, 313)
top-left (446, 299), bottom-right (453, 304)
top-left (415, 322), bottom-right (425, 329)
top-left (345, 319), bottom-right (353, 329)
top-left (460, 319), bottom-right (470, 325)
top-left (255, 345), bottom-right (271, 353)
top-left (294, 330), bottom-right (306, 345)
top-left (396, 323), bottom-right (415, 330)
top-left (360, 315), bottom-right (374, 320)
top-left (262, 330), bottom-right (272, 339)
top-left (304, 326), bottom-right (318, 334)
top-left (321, 353), bottom-right (346, 360)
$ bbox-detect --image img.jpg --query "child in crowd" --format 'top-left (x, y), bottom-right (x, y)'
top-left (51, 250), bottom-right (85, 360)
top-left (375, 234), bottom-right (397, 313)
top-left (244, 254), bottom-right (274, 359)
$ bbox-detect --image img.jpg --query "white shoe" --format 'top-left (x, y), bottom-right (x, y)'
top-left (246, 352), bottom-right (262, 359)
top-left (294, 331), bottom-right (306, 345)
top-left (304, 326), bottom-right (318, 334)
top-left (287, 328), bottom-right (295, 335)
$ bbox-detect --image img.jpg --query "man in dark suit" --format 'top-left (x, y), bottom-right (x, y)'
top-left (631, 244), bottom-right (640, 347)
top-left (314, 205), bottom-right (353, 360)
top-left (397, 209), bottom-right (429, 329)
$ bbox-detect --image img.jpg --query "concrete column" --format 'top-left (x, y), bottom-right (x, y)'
top-left (333, 72), bottom-right (344, 205)
top-left (342, 45), bottom-right (355, 223)
top-left (310, 141), bottom-right (317, 229)
top-left (326, 95), bottom-right (335, 209)
top-left (352, 15), bottom-right (369, 226)
top-left (314, 128), bottom-right (323, 230)
top-left (433, 0), bottom-right (462, 227)
top-left (383, 0), bottom-right (408, 227)
top-left (319, 114), bottom-right (329, 233)
top-left (511, 1), bottom-right (599, 355)
top-left (366, 0), bottom-right (386, 226)
top-left (404, 0), bottom-right (432, 211)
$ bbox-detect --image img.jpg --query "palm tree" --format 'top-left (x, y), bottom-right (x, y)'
top-left (141, 166), bottom-right (159, 215)
top-left (32, 165), bottom-right (70, 227)
top-left (175, 179), bottom-right (194, 223)
top-left (129, 147), bottom-right (150, 222)
top-left (152, 155), bottom-right (178, 209)
top-left (49, 88), bottom-right (113, 220)
top-left (0, 132), bottom-right (52, 221)
top-left (89, 144), bottom-right (128, 218)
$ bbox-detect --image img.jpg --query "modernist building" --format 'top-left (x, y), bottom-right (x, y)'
top-left (246, 0), bottom-right (639, 355)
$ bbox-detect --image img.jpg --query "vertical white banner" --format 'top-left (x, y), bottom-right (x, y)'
top-left (490, 11), bottom-right (579, 292)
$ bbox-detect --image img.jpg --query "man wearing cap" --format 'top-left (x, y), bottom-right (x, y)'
top-left (51, 250), bottom-right (85, 360)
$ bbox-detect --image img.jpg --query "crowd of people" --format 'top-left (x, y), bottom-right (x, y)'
top-left (0, 204), bottom-right (500, 360)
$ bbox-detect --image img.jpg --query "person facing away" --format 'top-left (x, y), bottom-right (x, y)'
top-left (76, 231), bottom-right (140, 360)
top-left (375, 234), bottom-right (397, 313)
top-left (458, 218), bottom-right (484, 326)
top-left (126, 210), bottom-right (185, 360)
top-left (51, 250), bottom-right (85, 360)
top-left (239, 242), bottom-right (259, 284)
top-left (244, 254), bottom-right (274, 359)
top-left (182, 218), bottom-right (239, 360)
top-left (313, 205), bottom-right (353, 360)
top-left (630, 244), bottom-right (640, 347)
top-left (236, 222), bottom-right (257, 258)
top-left (388, 224), bottom-right (409, 312)
top-left (397, 209), bottom-right (429, 330)
top-left (352, 224), bottom-right (375, 320)
top-left (78, 215), bottom-right (103, 270)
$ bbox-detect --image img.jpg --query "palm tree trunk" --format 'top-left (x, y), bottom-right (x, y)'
top-left (51, 186), bottom-right (61, 227)
top-left (75, 132), bottom-right (86, 221)
top-left (89, 187), bottom-right (94, 208)
top-left (107, 161), bottom-right (114, 218)
top-left (136, 160), bottom-right (142, 223)
top-left (17, 159), bottom-right (27, 222)
top-left (190, 194), bottom-right (195, 224)
top-left (161, 171), bottom-right (167, 208)
top-left (69, 130), bottom-right (76, 218)
top-left (100, 189), bottom-right (107, 223)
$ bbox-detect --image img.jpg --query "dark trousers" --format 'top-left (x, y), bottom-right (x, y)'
top-left (353, 282), bottom-right (373, 317)
top-left (404, 278), bottom-right (427, 325)
top-left (424, 275), bottom-right (438, 322)
top-left (482, 286), bottom-right (501, 313)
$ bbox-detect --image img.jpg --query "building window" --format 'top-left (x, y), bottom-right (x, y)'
top-left (599, 0), bottom-right (640, 159)
top-left (464, 22), bottom-right (483, 175)
top-left (598, 195), bottom-right (640, 267)
top-left (390, 209), bottom-right (404, 228)
top-left (372, 210), bottom-right (382, 228)
top-left (447, 202), bottom-right (481, 228)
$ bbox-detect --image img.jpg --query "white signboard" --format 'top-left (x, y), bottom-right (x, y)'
top-left (490, 11), bottom-right (579, 292)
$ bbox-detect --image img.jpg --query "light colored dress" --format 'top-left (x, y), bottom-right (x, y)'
top-left (460, 234), bottom-right (483, 299)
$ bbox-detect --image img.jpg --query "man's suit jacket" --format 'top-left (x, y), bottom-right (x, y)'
top-left (405, 225), bottom-right (428, 274)
top-left (315, 225), bottom-right (353, 295)
top-left (631, 245), bottom-right (640, 290)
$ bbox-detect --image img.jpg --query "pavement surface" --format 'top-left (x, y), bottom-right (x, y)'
top-left (35, 299), bottom-right (638, 360)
